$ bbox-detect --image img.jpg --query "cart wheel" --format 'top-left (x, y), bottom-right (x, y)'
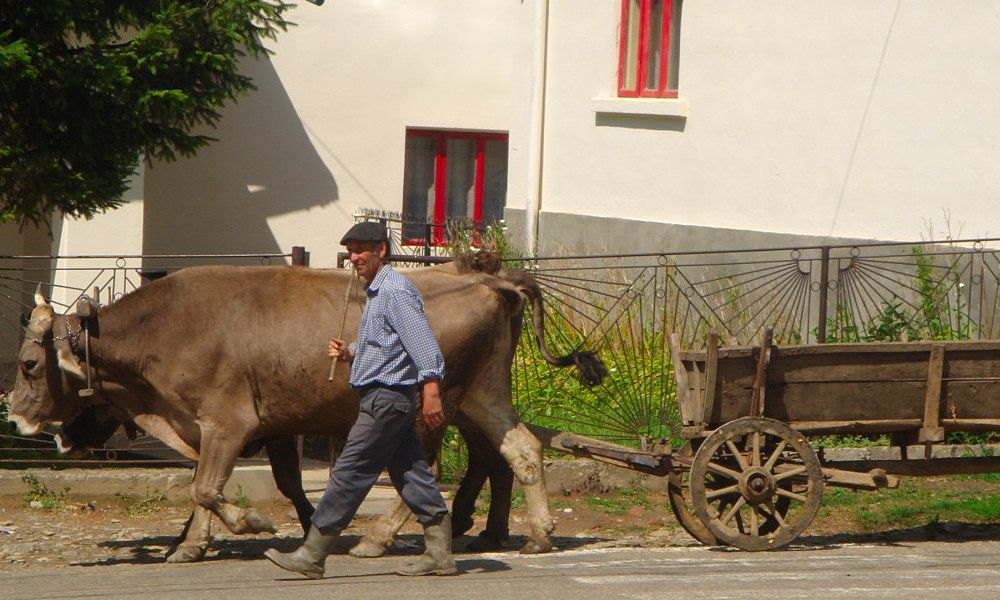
top-left (669, 441), bottom-right (791, 546)
top-left (667, 441), bottom-right (717, 545)
top-left (690, 417), bottom-right (823, 551)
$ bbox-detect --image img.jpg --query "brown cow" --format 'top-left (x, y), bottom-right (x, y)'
top-left (8, 263), bottom-right (604, 562)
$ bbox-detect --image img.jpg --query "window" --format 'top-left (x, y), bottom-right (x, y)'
top-left (401, 129), bottom-right (508, 245)
top-left (617, 0), bottom-right (682, 98)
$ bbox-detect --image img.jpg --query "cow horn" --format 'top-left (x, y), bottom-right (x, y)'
top-left (34, 284), bottom-right (49, 307)
top-left (56, 345), bottom-right (87, 379)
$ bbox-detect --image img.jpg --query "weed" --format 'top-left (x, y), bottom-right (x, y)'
top-left (585, 483), bottom-right (654, 515)
top-left (820, 487), bottom-right (860, 508)
top-left (472, 487), bottom-right (525, 515)
top-left (21, 472), bottom-right (69, 511)
top-left (231, 485), bottom-right (252, 509)
top-left (549, 498), bottom-right (572, 510)
top-left (585, 495), bottom-right (629, 514)
top-left (811, 434), bottom-right (891, 448)
top-left (116, 488), bottom-right (168, 517)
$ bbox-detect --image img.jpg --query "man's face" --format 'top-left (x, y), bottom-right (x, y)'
top-left (344, 240), bottom-right (386, 283)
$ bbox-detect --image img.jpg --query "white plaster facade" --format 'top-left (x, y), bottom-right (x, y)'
top-left (6, 0), bottom-right (1000, 263)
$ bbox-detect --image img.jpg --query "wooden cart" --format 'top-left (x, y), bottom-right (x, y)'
top-left (665, 328), bottom-right (1000, 550)
top-left (526, 328), bottom-right (1000, 551)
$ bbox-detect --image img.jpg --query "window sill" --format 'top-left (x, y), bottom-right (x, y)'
top-left (591, 96), bottom-right (689, 119)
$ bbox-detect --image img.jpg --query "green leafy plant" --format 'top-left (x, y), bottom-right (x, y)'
top-left (116, 488), bottom-right (168, 516)
top-left (231, 485), bottom-right (252, 510)
top-left (21, 472), bottom-right (69, 511)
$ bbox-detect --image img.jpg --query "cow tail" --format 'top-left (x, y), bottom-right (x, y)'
top-left (501, 268), bottom-right (608, 387)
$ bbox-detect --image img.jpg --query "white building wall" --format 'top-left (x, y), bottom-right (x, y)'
top-left (539, 0), bottom-right (1000, 242)
top-left (10, 0), bottom-right (1000, 269)
top-left (142, 1), bottom-right (534, 266)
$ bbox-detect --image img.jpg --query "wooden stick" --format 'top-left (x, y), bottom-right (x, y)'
top-left (328, 266), bottom-right (358, 382)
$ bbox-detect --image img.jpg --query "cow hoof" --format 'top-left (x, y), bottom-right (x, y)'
top-left (465, 534), bottom-right (508, 553)
top-left (240, 512), bottom-right (276, 535)
top-left (519, 538), bottom-right (553, 554)
top-left (349, 538), bottom-right (387, 558)
top-left (452, 517), bottom-right (474, 538)
top-left (166, 544), bottom-right (207, 563)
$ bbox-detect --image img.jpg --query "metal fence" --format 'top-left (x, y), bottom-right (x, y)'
top-left (7, 235), bottom-right (1000, 460)
top-left (1, 248), bottom-right (308, 466)
top-left (499, 238), bottom-right (1000, 445)
top-left (521, 238), bottom-right (1000, 349)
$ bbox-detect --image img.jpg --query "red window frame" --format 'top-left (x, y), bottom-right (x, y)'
top-left (617, 0), bottom-right (678, 98)
top-left (404, 129), bottom-right (508, 246)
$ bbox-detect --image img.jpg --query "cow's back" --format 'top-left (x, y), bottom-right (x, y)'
top-left (98, 265), bottom-right (519, 437)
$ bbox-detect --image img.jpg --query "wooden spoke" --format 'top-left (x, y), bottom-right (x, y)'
top-left (721, 496), bottom-right (747, 526)
top-left (706, 484), bottom-right (740, 500)
top-left (726, 439), bottom-right (748, 471)
top-left (763, 440), bottom-right (787, 471)
top-left (773, 465), bottom-right (807, 482)
top-left (761, 502), bottom-right (788, 528)
top-left (705, 460), bottom-right (742, 481)
top-left (776, 487), bottom-right (809, 503)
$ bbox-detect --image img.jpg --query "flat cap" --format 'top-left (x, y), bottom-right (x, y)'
top-left (340, 221), bottom-right (389, 245)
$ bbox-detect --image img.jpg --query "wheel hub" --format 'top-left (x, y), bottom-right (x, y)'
top-left (739, 468), bottom-right (775, 504)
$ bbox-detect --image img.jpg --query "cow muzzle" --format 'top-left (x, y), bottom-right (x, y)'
top-left (8, 413), bottom-right (43, 437)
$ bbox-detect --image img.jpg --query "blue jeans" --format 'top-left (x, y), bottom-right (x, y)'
top-left (310, 386), bottom-right (448, 533)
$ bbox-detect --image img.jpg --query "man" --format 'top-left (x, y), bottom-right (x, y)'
top-left (264, 221), bottom-right (456, 579)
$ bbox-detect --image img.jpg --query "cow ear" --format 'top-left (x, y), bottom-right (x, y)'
top-left (34, 284), bottom-right (49, 307)
top-left (56, 346), bottom-right (86, 379)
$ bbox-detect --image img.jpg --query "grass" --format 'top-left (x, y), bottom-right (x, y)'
top-left (819, 477), bottom-right (1000, 530)
top-left (473, 488), bottom-right (525, 515)
top-left (116, 488), bottom-right (168, 517)
top-left (21, 472), bottom-right (69, 511)
top-left (585, 483), bottom-right (654, 515)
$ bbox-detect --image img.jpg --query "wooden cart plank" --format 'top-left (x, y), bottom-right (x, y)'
top-left (919, 344), bottom-right (946, 443)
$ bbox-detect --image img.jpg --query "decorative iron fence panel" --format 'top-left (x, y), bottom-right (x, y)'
top-left (504, 239), bottom-right (1000, 446)
top-left (7, 234), bottom-right (1000, 461)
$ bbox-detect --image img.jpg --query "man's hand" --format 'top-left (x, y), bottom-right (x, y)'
top-left (328, 338), bottom-right (353, 362)
top-left (421, 379), bottom-right (445, 428)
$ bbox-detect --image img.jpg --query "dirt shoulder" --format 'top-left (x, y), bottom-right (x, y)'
top-left (2, 474), bottom-right (999, 571)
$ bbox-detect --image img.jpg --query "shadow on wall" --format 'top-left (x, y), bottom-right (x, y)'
top-left (142, 54), bottom-right (339, 258)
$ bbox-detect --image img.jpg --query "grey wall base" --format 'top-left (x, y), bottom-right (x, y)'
top-left (504, 208), bottom-right (882, 256)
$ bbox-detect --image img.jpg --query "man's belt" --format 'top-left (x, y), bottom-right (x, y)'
top-left (355, 383), bottom-right (416, 398)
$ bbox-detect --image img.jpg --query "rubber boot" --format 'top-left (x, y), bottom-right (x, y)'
top-left (396, 514), bottom-right (458, 576)
top-left (264, 526), bottom-right (340, 579)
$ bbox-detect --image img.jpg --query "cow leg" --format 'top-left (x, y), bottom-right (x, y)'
top-left (166, 506), bottom-right (213, 563)
top-left (190, 425), bottom-right (277, 538)
top-left (348, 425), bottom-right (446, 558)
top-left (463, 427), bottom-right (514, 551)
top-left (451, 424), bottom-right (514, 549)
top-left (451, 428), bottom-right (489, 537)
top-left (264, 435), bottom-right (315, 533)
top-left (461, 406), bottom-right (554, 554)
top-left (169, 511), bottom-right (195, 548)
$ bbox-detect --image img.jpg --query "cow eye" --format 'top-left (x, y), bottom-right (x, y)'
top-left (22, 359), bottom-right (37, 372)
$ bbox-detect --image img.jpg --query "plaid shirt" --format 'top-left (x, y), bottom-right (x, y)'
top-left (348, 265), bottom-right (445, 388)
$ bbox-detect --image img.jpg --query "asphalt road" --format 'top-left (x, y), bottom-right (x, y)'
top-left (5, 540), bottom-right (1000, 600)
